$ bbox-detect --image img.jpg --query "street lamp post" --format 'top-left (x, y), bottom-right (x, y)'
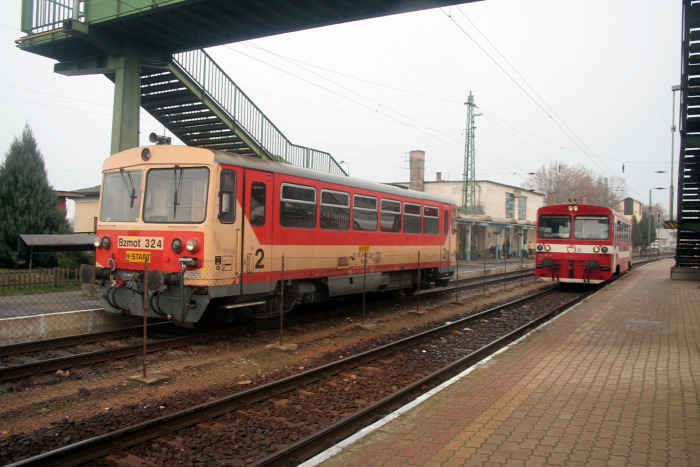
top-left (670, 84), bottom-right (681, 221)
top-left (339, 160), bottom-right (350, 176)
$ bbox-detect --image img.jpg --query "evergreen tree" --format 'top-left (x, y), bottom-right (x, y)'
top-left (638, 215), bottom-right (657, 248)
top-left (631, 215), bottom-right (643, 248)
top-left (0, 125), bottom-right (71, 268)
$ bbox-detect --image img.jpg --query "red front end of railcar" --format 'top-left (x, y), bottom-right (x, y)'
top-left (535, 203), bottom-right (632, 284)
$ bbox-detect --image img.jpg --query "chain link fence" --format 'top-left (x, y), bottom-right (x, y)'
top-left (0, 250), bottom-right (535, 347)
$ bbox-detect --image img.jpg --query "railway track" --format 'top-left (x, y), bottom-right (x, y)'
top-left (3, 284), bottom-right (591, 466)
top-left (0, 268), bottom-right (533, 385)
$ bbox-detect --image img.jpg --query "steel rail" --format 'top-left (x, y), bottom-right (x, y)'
top-left (0, 327), bottom-right (234, 382)
top-left (7, 287), bottom-right (574, 467)
top-left (0, 269), bottom-right (534, 383)
top-left (0, 323), bottom-right (171, 358)
top-left (254, 288), bottom-right (590, 466)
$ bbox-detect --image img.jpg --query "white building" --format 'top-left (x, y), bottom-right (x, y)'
top-left (395, 150), bottom-right (545, 261)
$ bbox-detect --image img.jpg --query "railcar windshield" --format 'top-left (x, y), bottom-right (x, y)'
top-left (538, 215), bottom-right (571, 239)
top-left (574, 215), bottom-right (609, 240)
top-left (143, 167), bottom-right (209, 223)
top-left (100, 170), bottom-right (143, 222)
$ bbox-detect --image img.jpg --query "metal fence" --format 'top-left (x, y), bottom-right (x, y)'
top-left (172, 49), bottom-right (348, 176)
top-left (0, 252), bottom-right (479, 346)
top-left (0, 267), bottom-right (80, 290)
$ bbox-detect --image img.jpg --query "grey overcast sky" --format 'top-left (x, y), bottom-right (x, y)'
top-left (0, 0), bottom-right (682, 213)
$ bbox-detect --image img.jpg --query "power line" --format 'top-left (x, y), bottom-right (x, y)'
top-left (442, 7), bottom-right (614, 177)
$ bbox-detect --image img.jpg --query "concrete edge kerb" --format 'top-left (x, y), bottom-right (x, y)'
top-left (299, 272), bottom-right (616, 466)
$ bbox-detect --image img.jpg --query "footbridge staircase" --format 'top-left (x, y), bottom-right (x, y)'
top-left (140, 49), bottom-right (343, 173)
top-left (17, 0), bottom-right (475, 176)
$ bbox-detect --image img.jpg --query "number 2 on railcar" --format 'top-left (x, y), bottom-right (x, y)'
top-left (534, 202), bottom-right (632, 284)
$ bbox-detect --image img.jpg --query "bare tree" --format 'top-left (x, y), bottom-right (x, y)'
top-left (523, 162), bottom-right (625, 207)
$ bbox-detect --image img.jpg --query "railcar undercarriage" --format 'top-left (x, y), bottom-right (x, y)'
top-left (81, 264), bottom-right (453, 326)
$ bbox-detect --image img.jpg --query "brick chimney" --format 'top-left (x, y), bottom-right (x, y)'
top-left (436, 172), bottom-right (442, 182)
top-left (409, 150), bottom-right (425, 191)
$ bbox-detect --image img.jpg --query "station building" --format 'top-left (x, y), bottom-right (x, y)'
top-left (393, 150), bottom-right (545, 262)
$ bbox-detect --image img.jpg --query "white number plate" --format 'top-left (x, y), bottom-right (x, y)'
top-left (118, 236), bottom-right (164, 250)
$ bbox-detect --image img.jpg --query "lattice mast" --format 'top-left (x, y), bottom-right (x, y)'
top-left (462, 91), bottom-right (478, 214)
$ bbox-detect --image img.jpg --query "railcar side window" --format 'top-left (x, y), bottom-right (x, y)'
top-left (538, 215), bottom-right (570, 239)
top-left (404, 202), bottom-right (421, 234)
top-left (143, 167), bottom-right (209, 223)
top-left (574, 215), bottom-right (609, 240)
top-left (424, 206), bottom-right (439, 235)
top-left (250, 182), bottom-right (266, 226)
top-left (321, 190), bottom-right (350, 230)
top-left (380, 199), bottom-right (401, 233)
top-left (100, 170), bottom-right (143, 222)
top-left (218, 169), bottom-right (235, 224)
top-left (353, 195), bottom-right (377, 231)
top-left (280, 183), bottom-right (316, 229)
top-left (616, 220), bottom-right (631, 243)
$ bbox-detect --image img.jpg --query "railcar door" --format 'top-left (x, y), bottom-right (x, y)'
top-left (241, 170), bottom-right (274, 296)
top-left (441, 206), bottom-right (449, 270)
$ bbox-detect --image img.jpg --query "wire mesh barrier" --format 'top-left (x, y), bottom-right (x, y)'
top-left (0, 264), bottom-right (121, 345)
top-left (0, 251), bottom-right (537, 347)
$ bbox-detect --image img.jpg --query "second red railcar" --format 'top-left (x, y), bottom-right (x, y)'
top-left (535, 202), bottom-right (632, 284)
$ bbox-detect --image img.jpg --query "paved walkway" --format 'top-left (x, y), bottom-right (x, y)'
top-left (308, 258), bottom-right (700, 466)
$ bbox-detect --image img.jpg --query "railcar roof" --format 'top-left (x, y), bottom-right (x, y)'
top-left (537, 203), bottom-right (629, 222)
top-left (105, 145), bottom-right (456, 206)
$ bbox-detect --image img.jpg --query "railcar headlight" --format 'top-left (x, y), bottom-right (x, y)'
top-left (185, 238), bottom-right (198, 253)
top-left (93, 236), bottom-right (102, 248)
top-left (101, 236), bottom-right (111, 249)
top-left (171, 238), bottom-right (182, 253)
top-left (593, 246), bottom-right (600, 253)
top-left (544, 244), bottom-right (551, 251)
top-left (601, 246), bottom-right (609, 253)
top-left (536, 244), bottom-right (543, 251)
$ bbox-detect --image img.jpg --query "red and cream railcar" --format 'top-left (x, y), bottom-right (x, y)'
top-left (80, 145), bottom-right (457, 325)
top-left (534, 202), bottom-right (632, 284)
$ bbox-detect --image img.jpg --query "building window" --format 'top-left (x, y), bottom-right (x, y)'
top-left (505, 193), bottom-right (515, 219)
top-left (518, 196), bottom-right (527, 221)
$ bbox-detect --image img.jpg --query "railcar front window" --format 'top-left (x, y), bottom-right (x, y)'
top-left (538, 215), bottom-right (570, 239)
top-left (574, 215), bottom-right (609, 240)
top-left (100, 170), bottom-right (143, 222)
top-left (143, 167), bottom-right (209, 223)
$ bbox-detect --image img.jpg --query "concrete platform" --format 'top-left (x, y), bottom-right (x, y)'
top-left (307, 258), bottom-right (700, 466)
